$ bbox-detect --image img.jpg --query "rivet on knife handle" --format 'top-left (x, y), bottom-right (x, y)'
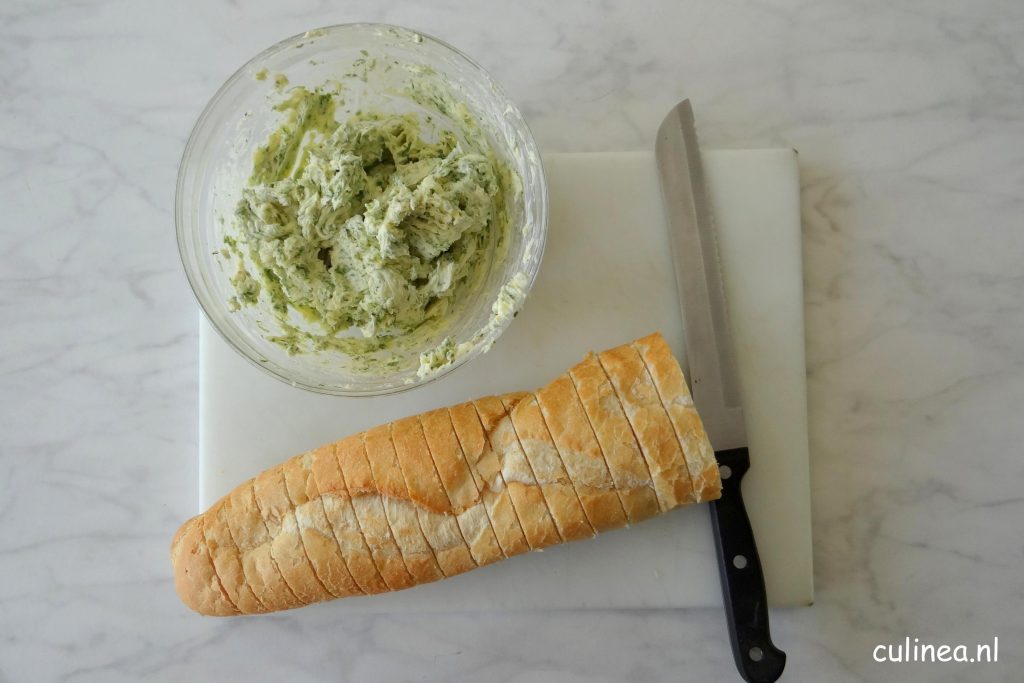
top-left (709, 448), bottom-right (786, 683)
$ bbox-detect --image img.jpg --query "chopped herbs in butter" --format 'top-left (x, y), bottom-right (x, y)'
top-left (225, 82), bottom-right (520, 377)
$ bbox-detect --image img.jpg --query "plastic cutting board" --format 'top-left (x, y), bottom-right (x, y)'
top-left (198, 150), bottom-right (814, 611)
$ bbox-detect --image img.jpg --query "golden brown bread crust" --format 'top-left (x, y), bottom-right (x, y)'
top-left (252, 467), bottom-right (334, 605)
top-left (171, 516), bottom-right (240, 616)
top-left (226, 480), bottom-right (303, 612)
top-left (506, 393), bottom-right (594, 542)
top-left (568, 354), bottom-right (662, 523)
top-left (535, 375), bottom-right (629, 533)
top-left (307, 438), bottom-right (389, 595)
top-left (391, 417), bottom-right (477, 577)
top-left (632, 333), bottom-right (722, 503)
top-left (282, 451), bottom-right (364, 598)
top-left (334, 437), bottom-right (416, 591)
top-left (474, 395), bottom-right (562, 550)
top-left (598, 345), bottom-right (696, 510)
top-left (448, 402), bottom-right (530, 557)
top-left (173, 334), bottom-right (717, 616)
top-left (420, 408), bottom-right (504, 567)
top-left (362, 424), bottom-right (445, 585)
top-left (201, 497), bottom-right (266, 614)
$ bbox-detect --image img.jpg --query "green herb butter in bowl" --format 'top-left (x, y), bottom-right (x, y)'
top-left (177, 24), bottom-right (547, 395)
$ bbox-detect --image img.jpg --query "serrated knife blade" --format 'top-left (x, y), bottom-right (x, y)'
top-left (655, 99), bottom-right (746, 451)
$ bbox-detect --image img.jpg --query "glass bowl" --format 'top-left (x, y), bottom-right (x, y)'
top-left (176, 24), bottom-right (547, 396)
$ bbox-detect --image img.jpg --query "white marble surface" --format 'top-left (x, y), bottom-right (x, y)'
top-left (1, 0), bottom-right (1022, 680)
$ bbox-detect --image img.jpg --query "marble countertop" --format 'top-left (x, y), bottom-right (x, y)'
top-left (2, 0), bottom-right (1022, 680)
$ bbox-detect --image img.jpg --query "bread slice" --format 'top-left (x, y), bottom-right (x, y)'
top-left (201, 497), bottom-right (265, 614)
top-left (535, 374), bottom-right (629, 532)
top-left (420, 408), bottom-right (504, 566)
top-left (281, 451), bottom-right (364, 597)
top-left (448, 402), bottom-right (530, 557)
top-left (307, 442), bottom-right (388, 594)
top-left (474, 395), bottom-right (562, 550)
top-left (223, 481), bottom-right (304, 610)
top-left (171, 516), bottom-right (240, 616)
top-left (390, 417), bottom-right (477, 577)
top-left (568, 354), bottom-right (662, 523)
top-left (335, 436), bottom-right (417, 590)
top-left (505, 393), bottom-right (594, 542)
top-left (362, 424), bottom-right (445, 584)
top-left (632, 333), bottom-right (721, 502)
top-left (598, 344), bottom-right (695, 510)
top-left (252, 467), bottom-right (335, 604)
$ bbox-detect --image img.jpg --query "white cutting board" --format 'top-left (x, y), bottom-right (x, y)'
top-left (199, 150), bottom-right (813, 610)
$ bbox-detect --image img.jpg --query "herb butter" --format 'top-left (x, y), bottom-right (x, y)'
top-left (224, 83), bottom-right (518, 377)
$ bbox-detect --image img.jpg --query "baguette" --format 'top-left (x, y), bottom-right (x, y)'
top-left (474, 394), bottom-right (562, 550)
top-left (597, 345), bottom-right (697, 508)
top-left (506, 393), bottom-right (594, 542)
top-left (391, 417), bottom-right (478, 576)
top-left (448, 402), bottom-right (530, 557)
top-left (308, 440), bottom-right (389, 595)
top-left (420, 408), bottom-right (504, 567)
top-left (361, 424), bottom-right (445, 584)
top-left (568, 354), bottom-right (663, 523)
top-left (172, 332), bottom-right (721, 615)
top-left (535, 374), bottom-right (629, 532)
top-left (632, 333), bottom-right (722, 502)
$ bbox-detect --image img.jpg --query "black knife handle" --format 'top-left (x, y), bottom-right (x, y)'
top-left (709, 448), bottom-right (786, 682)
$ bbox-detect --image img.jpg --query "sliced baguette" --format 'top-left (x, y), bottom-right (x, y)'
top-left (171, 516), bottom-right (239, 616)
top-left (568, 354), bottom-right (663, 523)
top-left (420, 408), bottom-right (504, 567)
top-left (307, 440), bottom-right (387, 594)
top-left (390, 417), bottom-right (477, 577)
top-left (632, 333), bottom-right (721, 502)
top-left (172, 334), bottom-right (720, 616)
top-left (474, 395), bottom-right (562, 550)
top-left (335, 436), bottom-right (416, 591)
top-left (535, 374), bottom-right (629, 532)
top-left (506, 393), bottom-right (594, 542)
top-left (201, 497), bottom-right (265, 614)
top-left (362, 424), bottom-right (445, 584)
top-left (598, 345), bottom-right (696, 509)
top-left (222, 481), bottom-right (303, 611)
top-left (448, 402), bottom-right (530, 557)
top-left (281, 451), bottom-right (364, 598)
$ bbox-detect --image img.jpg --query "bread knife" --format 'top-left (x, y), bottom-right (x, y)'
top-left (655, 100), bottom-right (786, 682)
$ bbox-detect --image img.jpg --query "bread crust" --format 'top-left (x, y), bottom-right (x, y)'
top-left (199, 496), bottom-right (266, 614)
top-left (506, 393), bottom-right (594, 542)
top-left (362, 424), bottom-right (445, 584)
top-left (598, 344), bottom-right (696, 510)
top-left (391, 417), bottom-right (477, 577)
top-left (225, 480), bottom-right (304, 611)
top-left (171, 516), bottom-right (240, 616)
top-left (535, 375), bottom-right (629, 532)
top-left (420, 408), bottom-right (504, 566)
top-left (252, 467), bottom-right (334, 604)
top-left (282, 450), bottom-right (365, 597)
top-left (568, 354), bottom-right (662, 523)
top-left (306, 438), bottom-right (388, 595)
top-left (334, 437), bottom-right (416, 591)
top-left (632, 333), bottom-right (722, 503)
top-left (474, 395), bottom-right (561, 550)
top-left (448, 402), bottom-right (530, 557)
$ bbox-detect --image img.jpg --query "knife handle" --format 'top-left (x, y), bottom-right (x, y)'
top-left (709, 448), bottom-right (786, 683)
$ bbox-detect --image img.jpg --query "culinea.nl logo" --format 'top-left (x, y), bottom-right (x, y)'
top-left (873, 637), bottom-right (999, 664)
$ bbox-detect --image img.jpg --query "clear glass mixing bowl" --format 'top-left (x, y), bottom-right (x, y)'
top-left (176, 24), bottom-right (547, 396)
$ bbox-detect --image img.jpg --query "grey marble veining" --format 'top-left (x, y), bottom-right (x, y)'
top-left (1, 0), bottom-right (1022, 681)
